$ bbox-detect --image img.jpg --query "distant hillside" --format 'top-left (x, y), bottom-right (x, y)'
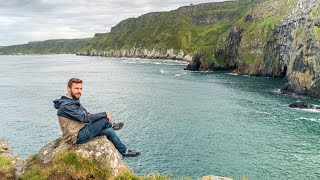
top-left (0, 39), bottom-right (89, 55)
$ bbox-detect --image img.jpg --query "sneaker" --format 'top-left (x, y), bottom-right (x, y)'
top-left (112, 122), bottom-right (124, 130)
top-left (122, 150), bottom-right (141, 157)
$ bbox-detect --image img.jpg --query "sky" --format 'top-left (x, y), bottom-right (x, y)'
top-left (0, 0), bottom-right (227, 46)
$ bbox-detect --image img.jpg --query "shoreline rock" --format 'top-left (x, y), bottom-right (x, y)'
top-left (289, 101), bottom-right (320, 110)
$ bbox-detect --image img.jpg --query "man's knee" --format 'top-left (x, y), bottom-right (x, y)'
top-left (92, 118), bottom-right (108, 127)
top-left (101, 127), bottom-right (116, 137)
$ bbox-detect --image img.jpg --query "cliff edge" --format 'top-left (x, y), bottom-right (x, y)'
top-left (0, 137), bottom-right (232, 180)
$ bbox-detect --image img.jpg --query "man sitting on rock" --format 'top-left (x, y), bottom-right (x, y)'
top-left (53, 78), bottom-right (140, 157)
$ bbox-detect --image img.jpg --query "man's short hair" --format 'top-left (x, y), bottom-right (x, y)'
top-left (68, 78), bottom-right (83, 88)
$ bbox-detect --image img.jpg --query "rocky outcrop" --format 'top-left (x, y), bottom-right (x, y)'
top-left (0, 139), bottom-right (24, 179)
top-left (38, 136), bottom-right (127, 177)
top-left (184, 52), bottom-right (203, 71)
top-left (77, 48), bottom-right (193, 62)
top-left (289, 102), bottom-right (320, 109)
top-left (1, 136), bottom-right (127, 179)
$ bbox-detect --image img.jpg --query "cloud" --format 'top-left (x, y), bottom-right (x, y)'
top-left (0, 0), bottom-right (227, 46)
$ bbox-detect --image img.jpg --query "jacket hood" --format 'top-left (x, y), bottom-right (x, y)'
top-left (53, 96), bottom-right (79, 109)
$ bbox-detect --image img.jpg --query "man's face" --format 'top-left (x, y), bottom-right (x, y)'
top-left (68, 83), bottom-right (83, 100)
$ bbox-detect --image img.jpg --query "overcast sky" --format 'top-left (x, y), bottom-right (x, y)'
top-left (0, 0), bottom-right (227, 46)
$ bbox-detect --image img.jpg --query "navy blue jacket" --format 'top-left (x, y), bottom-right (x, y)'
top-left (53, 96), bottom-right (106, 123)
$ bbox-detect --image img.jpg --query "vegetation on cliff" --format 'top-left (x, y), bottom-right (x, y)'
top-left (233, 0), bottom-right (297, 76)
top-left (81, 1), bottom-right (249, 60)
top-left (0, 39), bottom-right (89, 55)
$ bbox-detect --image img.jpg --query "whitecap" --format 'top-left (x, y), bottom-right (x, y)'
top-left (273, 88), bottom-right (281, 94)
top-left (226, 73), bottom-right (238, 76)
top-left (159, 69), bottom-right (166, 74)
top-left (254, 111), bottom-right (272, 115)
top-left (292, 108), bottom-right (320, 113)
top-left (125, 61), bottom-right (138, 64)
top-left (296, 117), bottom-right (319, 121)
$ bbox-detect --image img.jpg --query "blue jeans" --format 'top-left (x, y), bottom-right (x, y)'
top-left (77, 118), bottom-right (127, 154)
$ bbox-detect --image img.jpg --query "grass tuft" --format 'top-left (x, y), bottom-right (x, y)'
top-left (20, 165), bottom-right (49, 180)
top-left (52, 150), bottom-right (110, 179)
top-left (0, 157), bottom-right (12, 171)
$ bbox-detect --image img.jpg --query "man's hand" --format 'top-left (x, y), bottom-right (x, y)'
top-left (106, 112), bottom-right (113, 123)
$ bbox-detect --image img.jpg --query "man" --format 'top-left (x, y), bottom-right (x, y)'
top-left (53, 78), bottom-right (140, 157)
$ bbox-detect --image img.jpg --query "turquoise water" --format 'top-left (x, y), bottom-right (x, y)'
top-left (0, 54), bottom-right (320, 179)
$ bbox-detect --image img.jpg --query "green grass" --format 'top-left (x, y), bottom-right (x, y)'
top-left (309, 2), bottom-right (320, 20)
top-left (0, 157), bottom-right (14, 179)
top-left (0, 157), bottom-right (12, 171)
top-left (52, 150), bottom-right (110, 179)
top-left (314, 27), bottom-right (320, 42)
top-left (20, 165), bottom-right (49, 180)
top-left (29, 154), bottom-right (39, 162)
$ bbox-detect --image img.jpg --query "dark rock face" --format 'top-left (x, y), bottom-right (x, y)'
top-left (214, 27), bottom-right (243, 70)
top-left (279, 17), bottom-right (320, 98)
top-left (259, 22), bottom-right (295, 77)
top-left (254, 0), bottom-right (320, 98)
top-left (225, 27), bottom-right (243, 69)
top-left (184, 52), bottom-right (203, 71)
top-left (192, 12), bottom-right (239, 25)
top-left (244, 14), bottom-right (253, 22)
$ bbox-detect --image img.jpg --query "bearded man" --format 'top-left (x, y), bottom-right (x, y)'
top-left (53, 78), bottom-right (140, 157)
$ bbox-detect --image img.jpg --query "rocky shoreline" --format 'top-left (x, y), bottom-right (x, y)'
top-left (76, 48), bottom-right (193, 63)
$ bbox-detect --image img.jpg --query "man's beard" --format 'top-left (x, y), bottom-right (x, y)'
top-left (71, 91), bottom-right (81, 100)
